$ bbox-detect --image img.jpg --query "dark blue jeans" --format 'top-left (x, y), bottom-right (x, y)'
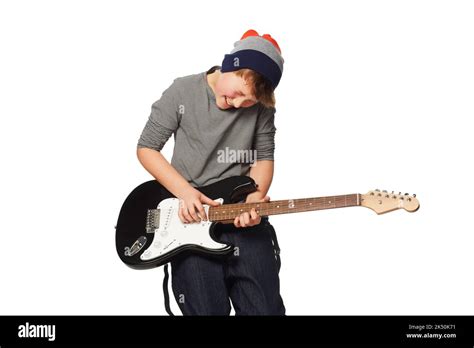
top-left (170, 217), bottom-right (285, 315)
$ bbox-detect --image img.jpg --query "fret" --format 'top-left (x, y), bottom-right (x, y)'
top-left (208, 194), bottom-right (360, 222)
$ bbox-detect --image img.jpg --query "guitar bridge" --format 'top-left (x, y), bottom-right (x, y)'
top-left (146, 209), bottom-right (160, 233)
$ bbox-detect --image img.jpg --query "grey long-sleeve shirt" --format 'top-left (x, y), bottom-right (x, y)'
top-left (137, 66), bottom-right (276, 188)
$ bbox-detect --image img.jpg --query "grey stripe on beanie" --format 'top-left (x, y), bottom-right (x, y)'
top-left (230, 36), bottom-right (284, 73)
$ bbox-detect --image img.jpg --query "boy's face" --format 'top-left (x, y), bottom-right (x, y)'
top-left (214, 72), bottom-right (258, 110)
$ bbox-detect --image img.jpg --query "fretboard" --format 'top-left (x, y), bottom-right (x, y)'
top-left (208, 194), bottom-right (361, 222)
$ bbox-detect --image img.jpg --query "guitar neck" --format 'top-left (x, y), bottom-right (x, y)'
top-left (208, 194), bottom-right (361, 222)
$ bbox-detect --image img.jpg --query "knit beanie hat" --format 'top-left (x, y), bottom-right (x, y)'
top-left (221, 29), bottom-right (284, 90)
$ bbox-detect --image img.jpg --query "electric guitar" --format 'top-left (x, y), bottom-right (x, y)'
top-left (115, 176), bottom-right (419, 270)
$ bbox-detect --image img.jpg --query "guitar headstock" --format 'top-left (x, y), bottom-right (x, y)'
top-left (361, 190), bottom-right (420, 214)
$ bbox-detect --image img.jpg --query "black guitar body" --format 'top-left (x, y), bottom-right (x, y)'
top-left (115, 175), bottom-right (257, 269)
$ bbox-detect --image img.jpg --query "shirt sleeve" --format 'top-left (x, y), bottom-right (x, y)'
top-left (253, 105), bottom-right (277, 161)
top-left (137, 80), bottom-right (180, 152)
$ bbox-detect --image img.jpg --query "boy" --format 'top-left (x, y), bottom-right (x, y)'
top-left (137, 29), bottom-right (285, 315)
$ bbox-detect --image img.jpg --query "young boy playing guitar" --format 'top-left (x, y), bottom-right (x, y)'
top-left (137, 29), bottom-right (285, 315)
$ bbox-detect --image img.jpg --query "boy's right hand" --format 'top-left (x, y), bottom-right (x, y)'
top-left (177, 187), bottom-right (220, 224)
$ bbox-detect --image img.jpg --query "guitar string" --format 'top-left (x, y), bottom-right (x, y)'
top-left (209, 195), bottom-right (359, 212)
top-left (208, 195), bottom-right (360, 221)
top-left (148, 195), bottom-right (360, 222)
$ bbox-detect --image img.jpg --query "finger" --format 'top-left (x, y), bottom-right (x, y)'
top-left (234, 216), bottom-right (241, 228)
top-left (240, 213), bottom-right (250, 227)
top-left (244, 212), bottom-right (251, 225)
top-left (250, 208), bottom-right (259, 221)
top-left (188, 203), bottom-right (201, 223)
top-left (240, 215), bottom-right (248, 227)
top-left (178, 205), bottom-right (186, 224)
top-left (261, 195), bottom-right (270, 202)
top-left (248, 209), bottom-right (261, 227)
top-left (181, 205), bottom-right (193, 223)
top-left (238, 214), bottom-right (246, 227)
top-left (201, 194), bottom-right (220, 207)
top-left (196, 202), bottom-right (207, 221)
top-left (183, 207), bottom-right (193, 224)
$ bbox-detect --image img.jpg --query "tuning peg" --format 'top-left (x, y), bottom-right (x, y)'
top-left (413, 194), bottom-right (416, 197)
top-left (375, 189), bottom-right (380, 192)
top-left (404, 193), bottom-right (409, 196)
top-left (383, 190), bottom-right (387, 193)
top-left (399, 192), bottom-right (401, 195)
top-left (391, 191), bottom-right (394, 194)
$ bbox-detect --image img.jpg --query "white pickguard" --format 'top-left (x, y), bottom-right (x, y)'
top-left (140, 198), bottom-right (228, 261)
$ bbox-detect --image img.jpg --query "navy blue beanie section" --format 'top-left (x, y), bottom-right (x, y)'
top-left (221, 31), bottom-right (284, 90)
top-left (221, 49), bottom-right (282, 89)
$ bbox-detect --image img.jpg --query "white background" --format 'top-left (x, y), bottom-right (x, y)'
top-left (1, 0), bottom-right (473, 315)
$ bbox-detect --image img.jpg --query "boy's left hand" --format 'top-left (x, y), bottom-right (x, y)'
top-left (233, 193), bottom-right (270, 228)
